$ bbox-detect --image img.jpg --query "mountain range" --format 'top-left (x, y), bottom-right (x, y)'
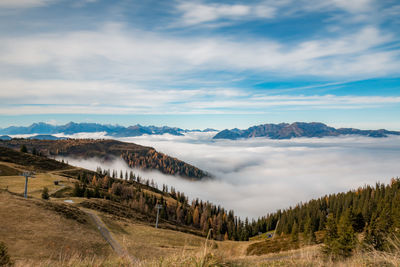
top-left (1, 122), bottom-right (399, 140)
top-left (213, 122), bottom-right (400, 140)
top-left (0, 122), bottom-right (216, 137)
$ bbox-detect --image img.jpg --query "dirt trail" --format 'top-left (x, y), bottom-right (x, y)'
top-left (82, 208), bottom-right (137, 264)
top-left (49, 185), bottom-right (66, 195)
top-left (48, 168), bottom-right (79, 174)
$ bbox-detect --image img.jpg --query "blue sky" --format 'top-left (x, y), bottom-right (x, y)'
top-left (0, 0), bottom-right (399, 130)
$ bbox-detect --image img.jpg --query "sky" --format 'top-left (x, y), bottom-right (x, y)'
top-left (0, 0), bottom-right (400, 130)
top-left (56, 132), bottom-right (400, 218)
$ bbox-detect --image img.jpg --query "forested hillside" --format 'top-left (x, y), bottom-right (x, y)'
top-left (70, 167), bottom-right (251, 241)
top-left (249, 178), bottom-right (400, 256)
top-left (0, 139), bottom-right (208, 179)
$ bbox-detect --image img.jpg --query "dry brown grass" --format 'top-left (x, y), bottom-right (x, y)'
top-left (12, 245), bottom-right (400, 267)
top-left (100, 214), bottom-right (206, 261)
top-left (4, 199), bottom-right (400, 267)
top-left (0, 169), bottom-right (75, 198)
top-left (99, 212), bottom-right (255, 263)
top-left (0, 190), bottom-right (112, 262)
top-left (232, 243), bottom-right (400, 267)
top-left (0, 163), bottom-right (21, 176)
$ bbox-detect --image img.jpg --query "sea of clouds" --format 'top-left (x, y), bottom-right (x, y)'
top-left (48, 132), bottom-right (400, 219)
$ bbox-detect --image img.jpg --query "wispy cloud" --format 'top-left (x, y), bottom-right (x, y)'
top-left (173, 0), bottom-right (375, 27)
top-left (175, 1), bottom-right (276, 26)
top-left (0, 0), bottom-right (54, 8)
top-left (0, 24), bottom-right (397, 81)
top-left (0, 77), bottom-right (399, 115)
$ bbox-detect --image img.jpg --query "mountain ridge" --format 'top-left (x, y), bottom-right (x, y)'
top-left (0, 138), bottom-right (209, 179)
top-left (213, 122), bottom-right (400, 140)
top-left (0, 122), bottom-right (217, 137)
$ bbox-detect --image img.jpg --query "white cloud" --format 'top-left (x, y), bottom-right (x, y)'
top-left (0, 77), bottom-right (399, 115)
top-left (174, 0), bottom-right (375, 27)
top-left (0, 0), bottom-right (53, 8)
top-left (176, 1), bottom-right (276, 26)
top-left (0, 24), bottom-right (397, 82)
top-left (330, 0), bottom-right (373, 13)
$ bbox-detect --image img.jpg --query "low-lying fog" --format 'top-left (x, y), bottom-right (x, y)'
top-left (56, 132), bottom-right (400, 219)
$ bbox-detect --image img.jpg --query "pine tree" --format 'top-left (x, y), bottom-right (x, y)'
top-left (303, 216), bottom-right (312, 242)
top-left (291, 221), bottom-right (299, 242)
top-left (335, 211), bottom-right (357, 258)
top-left (322, 213), bottom-right (338, 256)
top-left (94, 186), bottom-right (100, 198)
top-left (73, 182), bottom-right (83, 197)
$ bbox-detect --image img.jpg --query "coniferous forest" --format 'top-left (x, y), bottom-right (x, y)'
top-left (71, 164), bottom-right (400, 255)
top-left (71, 167), bottom-right (250, 241)
top-left (252, 178), bottom-right (400, 257)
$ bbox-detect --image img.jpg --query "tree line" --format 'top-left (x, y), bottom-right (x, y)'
top-left (252, 178), bottom-right (400, 257)
top-left (72, 167), bottom-right (252, 241)
top-left (121, 149), bottom-right (208, 179)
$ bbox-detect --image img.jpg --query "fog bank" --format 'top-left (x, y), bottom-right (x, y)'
top-left (59, 132), bottom-right (400, 219)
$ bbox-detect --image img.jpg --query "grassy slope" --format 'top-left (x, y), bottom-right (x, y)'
top-left (0, 150), bottom-right (227, 264)
top-left (0, 170), bottom-right (76, 198)
top-left (247, 231), bottom-right (325, 255)
top-left (0, 146), bottom-right (69, 171)
top-left (0, 163), bottom-right (20, 176)
top-left (0, 190), bottom-right (112, 262)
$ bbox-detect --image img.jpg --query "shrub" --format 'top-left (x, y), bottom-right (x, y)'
top-left (42, 187), bottom-right (49, 200)
top-left (0, 241), bottom-right (13, 266)
top-left (20, 145), bottom-right (27, 153)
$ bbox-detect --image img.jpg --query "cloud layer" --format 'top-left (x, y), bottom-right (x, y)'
top-left (58, 132), bottom-right (400, 219)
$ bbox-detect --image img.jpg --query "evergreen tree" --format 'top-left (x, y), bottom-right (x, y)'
top-left (322, 213), bottom-right (338, 256)
top-left (335, 211), bottom-right (357, 258)
top-left (303, 216), bottom-right (316, 244)
top-left (291, 221), bottom-right (299, 242)
top-left (94, 186), bottom-right (100, 198)
top-left (84, 188), bottom-right (92, 199)
top-left (73, 182), bottom-right (83, 197)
